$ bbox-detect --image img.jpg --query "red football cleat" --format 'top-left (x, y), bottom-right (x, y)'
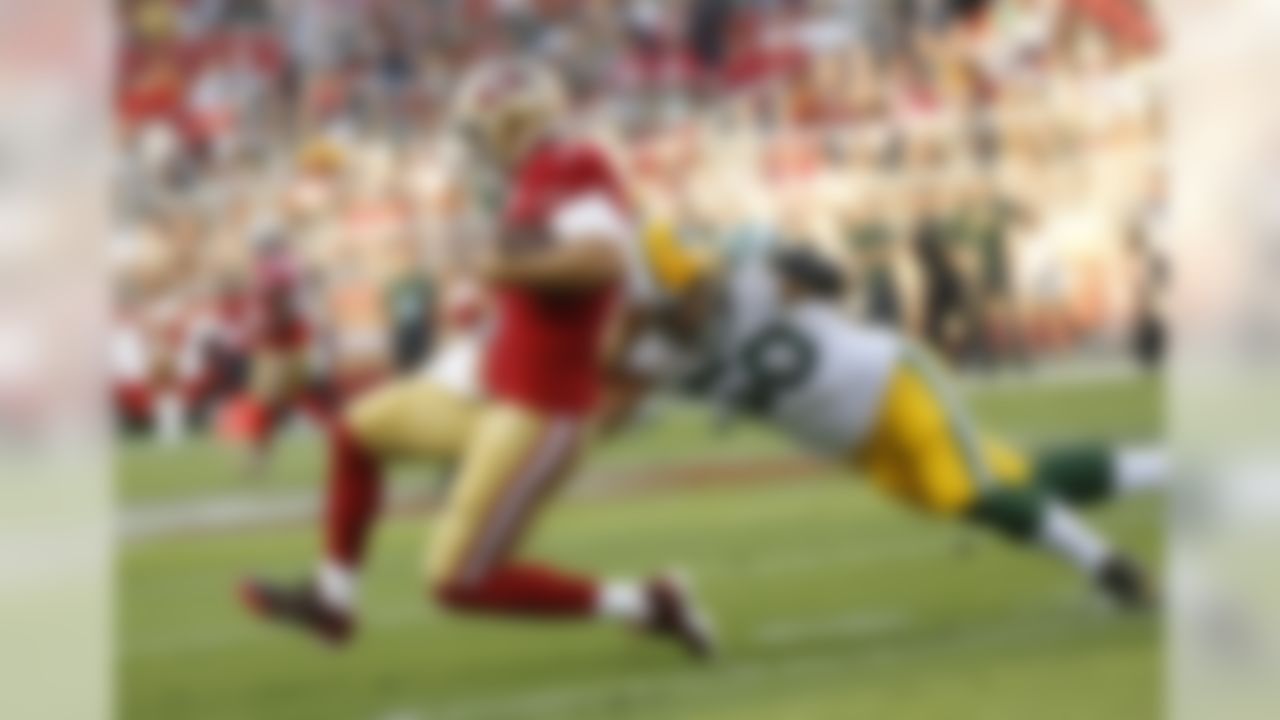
top-left (238, 577), bottom-right (354, 646)
top-left (643, 572), bottom-right (718, 660)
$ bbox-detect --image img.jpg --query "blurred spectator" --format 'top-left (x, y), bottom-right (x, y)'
top-left (912, 179), bottom-right (973, 357)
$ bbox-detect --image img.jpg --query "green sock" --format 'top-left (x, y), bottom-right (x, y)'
top-left (967, 488), bottom-right (1115, 574)
top-left (1033, 445), bottom-right (1114, 507)
top-left (967, 487), bottom-right (1046, 542)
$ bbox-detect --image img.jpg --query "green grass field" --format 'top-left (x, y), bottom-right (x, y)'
top-left (120, 374), bottom-right (1163, 720)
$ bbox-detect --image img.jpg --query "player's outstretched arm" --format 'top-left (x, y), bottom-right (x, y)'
top-left (485, 236), bottom-right (623, 290)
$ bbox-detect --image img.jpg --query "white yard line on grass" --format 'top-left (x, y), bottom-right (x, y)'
top-left (120, 364), bottom-right (1148, 543)
top-left (705, 539), bottom-right (939, 579)
top-left (409, 597), bottom-right (1109, 720)
top-left (119, 435), bottom-right (1145, 544)
top-left (754, 610), bottom-right (912, 647)
top-left (119, 459), bottom-right (816, 543)
top-left (955, 359), bottom-right (1144, 392)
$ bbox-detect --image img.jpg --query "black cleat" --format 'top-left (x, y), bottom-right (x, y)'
top-left (238, 577), bottom-right (354, 646)
top-left (1096, 555), bottom-right (1158, 611)
top-left (643, 572), bottom-right (718, 660)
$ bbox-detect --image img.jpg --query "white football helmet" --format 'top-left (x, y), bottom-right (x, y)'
top-left (450, 58), bottom-right (568, 167)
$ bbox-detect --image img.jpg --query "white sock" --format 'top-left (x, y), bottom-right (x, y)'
top-left (1038, 503), bottom-right (1113, 575)
top-left (595, 580), bottom-right (648, 623)
top-left (1114, 446), bottom-right (1169, 494)
top-left (156, 390), bottom-right (185, 445)
top-left (316, 560), bottom-right (358, 614)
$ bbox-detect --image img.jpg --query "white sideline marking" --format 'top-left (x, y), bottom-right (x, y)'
top-left (955, 361), bottom-right (1143, 393)
top-left (754, 611), bottom-right (911, 646)
top-left (415, 601), bottom-right (1106, 720)
top-left (705, 540), bottom-right (936, 578)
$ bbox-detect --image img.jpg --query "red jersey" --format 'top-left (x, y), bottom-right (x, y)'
top-left (251, 251), bottom-right (309, 351)
top-left (212, 293), bottom-right (252, 353)
top-left (483, 139), bottom-right (633, 415)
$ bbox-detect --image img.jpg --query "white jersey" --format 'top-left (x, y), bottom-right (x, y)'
top-left (628, 256), bottom-right (902, 456)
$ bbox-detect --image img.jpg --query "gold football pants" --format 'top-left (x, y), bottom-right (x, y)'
top-left (348, 378), bottom-right (586, 584)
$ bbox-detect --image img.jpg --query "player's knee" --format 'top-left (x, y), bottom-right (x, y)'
top-left (344, 396), bottom-right (383, 450)
top-left (424, 556), bottom-right (452, 591)
top-left (326, 411), bottom-right (382, 481)
top-left (883, 467), bottom-right (974, 518)
top-left (425, 544), bottom-right (471, 603)
top-left (249, 377), bottom-right (285, 408)
top-left (428, 563), bottom-right (486, 612)
top-left (923, 480), bottom-right (977, 517)
top-left (431, 579), bottom-right (468, 610)
top-left (967, 488), bottom-right (1045, 542)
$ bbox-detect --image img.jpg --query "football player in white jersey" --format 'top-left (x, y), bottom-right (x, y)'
top-left (602, 222), bottom-right (1167, 609)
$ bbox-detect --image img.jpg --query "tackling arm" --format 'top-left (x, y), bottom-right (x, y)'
top-left (489, 190), bottom-right (630, 290)
top-left (485, 236), bottom-right (623, 290)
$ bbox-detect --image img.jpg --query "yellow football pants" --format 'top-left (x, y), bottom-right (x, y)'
top-left (249, 349), bottom-right (309, 405)
top-left (853, 353), bottom-right (1030, 516)
top-left (348, 378), bottom-right (585, 585)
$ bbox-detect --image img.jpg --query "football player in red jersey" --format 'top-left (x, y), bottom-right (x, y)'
top-left (238, 227), bottom-right (332, 478)
top-left (240, 60), bottom-right (714, 658)
top-left (181, 273), bottom-right (252, 432)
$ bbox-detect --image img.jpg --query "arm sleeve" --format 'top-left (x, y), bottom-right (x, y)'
top-left (550, 192), bottom-right (631, 248)
top-left (550, 192), bottom-right (659, 304)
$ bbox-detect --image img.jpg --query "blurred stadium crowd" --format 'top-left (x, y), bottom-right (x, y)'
top-left (112, 0), bottom-right (1166, 439)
